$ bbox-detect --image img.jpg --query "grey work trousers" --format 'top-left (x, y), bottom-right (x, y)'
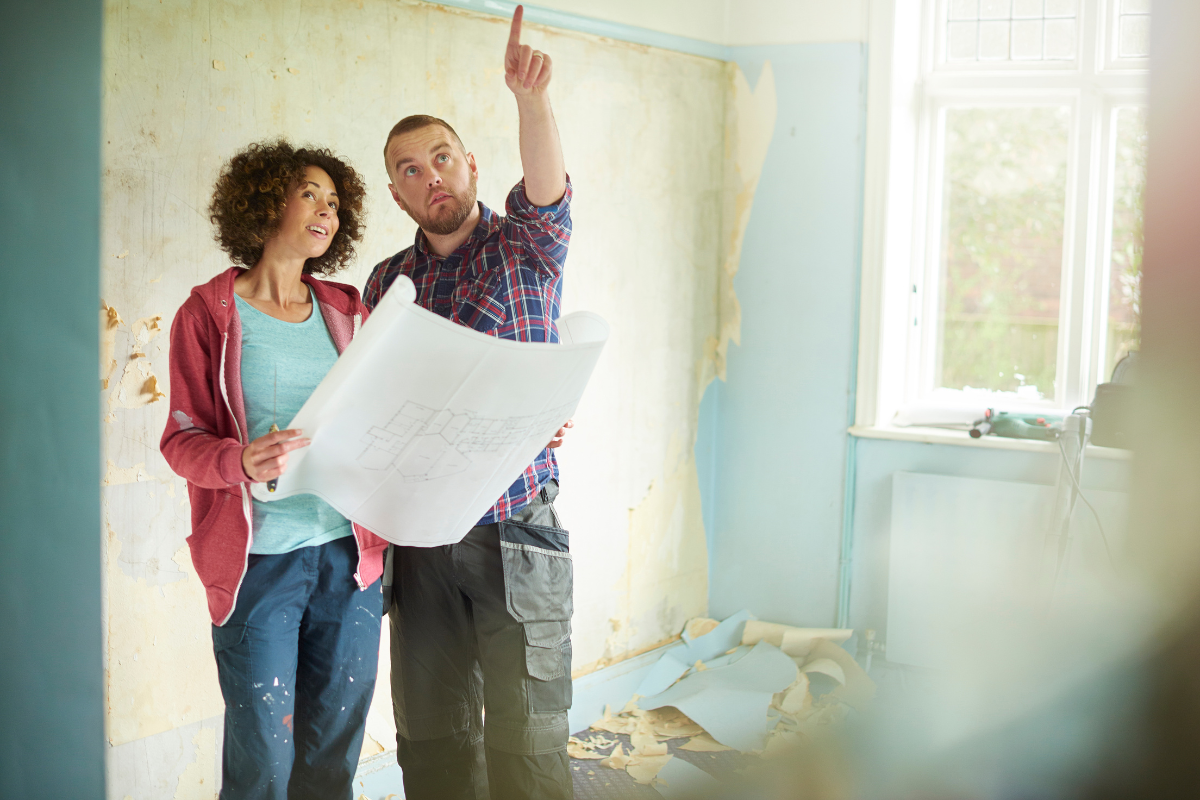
top-left (386, 481), bottom-right (573, 800)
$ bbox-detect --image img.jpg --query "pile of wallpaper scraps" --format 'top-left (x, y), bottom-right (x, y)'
top-left (581, 611), bottom-right (876, 794)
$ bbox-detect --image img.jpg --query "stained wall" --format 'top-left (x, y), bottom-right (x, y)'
top-left (99, 0), bottom-right (756, 795)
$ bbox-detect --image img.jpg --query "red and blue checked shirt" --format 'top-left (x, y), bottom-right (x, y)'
top-left (363, 177), bottom-right (572, 526)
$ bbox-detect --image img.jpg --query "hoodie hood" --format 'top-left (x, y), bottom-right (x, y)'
top-left (191, 266), bottom-right (364, 332)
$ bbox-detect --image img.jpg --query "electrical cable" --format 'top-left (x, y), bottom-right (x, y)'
top-left (1055, 434), bottom-right (1114, 567)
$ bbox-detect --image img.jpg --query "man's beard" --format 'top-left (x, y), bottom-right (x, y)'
top-left (414, 176), bottom-right (478, 236)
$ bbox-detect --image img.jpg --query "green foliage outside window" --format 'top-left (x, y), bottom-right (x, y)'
top-left (1106, 107), bottom-right (1146, 381)
top-left (937, 106), bottom-right (1072, 398)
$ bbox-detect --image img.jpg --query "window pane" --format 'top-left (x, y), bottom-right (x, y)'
top-left (1118, 15), bottom-right (1151, 58)
top-left (1044, 19), bottom-right (1077, 58)
top-left (949, 21), bottom-right (981, 60)
top-left (1105, 108), bottom-right (1147, 381)
top-left (1013, 0), bottom-right (1044, 17)
top-left (937, 107), bottom-right (1071, 398)
top-left (942, 0), bottom-right (1076, 64)
top-left (981, 0), bottom-right (1012, 18)
top-left (1012, 19), bottom-right (1044, 58)
top-left (1045, 0), bottom-right (1076, 15)
top-left (950, 0), bottom-right (980, 19)
top-left (1121, 0), bottom-right (1151, 13)
top-left (980, 21), bottom-right (1012, 58)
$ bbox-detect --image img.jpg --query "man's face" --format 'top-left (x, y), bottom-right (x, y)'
top-left (386, 125), bottom-right (478, 237)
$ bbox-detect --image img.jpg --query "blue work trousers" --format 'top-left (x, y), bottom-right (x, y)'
top-left (212, 536), bottom-right (382, 800)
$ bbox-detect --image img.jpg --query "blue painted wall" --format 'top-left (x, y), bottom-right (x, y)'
top-left (704, 43), bottom-right (867, 627)
top-left (697, 42), bottom-right (1133, 638)
top-left (0, 1), bottom-right (106, 797)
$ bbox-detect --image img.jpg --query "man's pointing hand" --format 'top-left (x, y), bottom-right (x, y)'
top-left (505, 5), bottom-right (552, 96)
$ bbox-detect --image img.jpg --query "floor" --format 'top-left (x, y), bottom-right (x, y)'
top-left (568, 728), bottom-right (757, 799)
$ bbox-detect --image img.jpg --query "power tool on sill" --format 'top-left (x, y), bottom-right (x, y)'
top-left (969, 408), bottom-right (1064, 441)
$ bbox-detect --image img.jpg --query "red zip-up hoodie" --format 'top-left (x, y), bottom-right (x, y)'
top-left (161, 267), bottom-right (387, 626)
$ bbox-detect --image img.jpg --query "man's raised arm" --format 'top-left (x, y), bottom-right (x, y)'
top-left (504, 5), bottom-right (566, 207)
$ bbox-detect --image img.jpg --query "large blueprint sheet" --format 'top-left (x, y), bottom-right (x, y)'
top-left (250, 276), bottom-right (609, 546)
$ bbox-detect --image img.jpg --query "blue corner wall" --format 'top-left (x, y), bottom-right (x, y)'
top-left (703, 43), bottom-right (867, 627)
top-left (697, 41), bottom-right (1133, 639)
top-left (0, 2), bottom-right (106, 797)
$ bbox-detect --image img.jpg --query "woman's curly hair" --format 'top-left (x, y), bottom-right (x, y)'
top-left (209, 140), bottom-right (366, 275)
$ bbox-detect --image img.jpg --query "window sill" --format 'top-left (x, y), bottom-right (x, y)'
top-left (848, 424), bottom-right (1132, 460)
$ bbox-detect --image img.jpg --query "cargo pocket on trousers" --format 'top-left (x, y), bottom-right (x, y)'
top-left (524, 620), bottom-right (573, 712)
top-left (498, 520), bottom-right (573, 622)
top-left (211, 623), bottom-right (251, 706)
top-left (498, 519), bottom-right (574, 713)
top-left (524, 620), bottom-right (570, 681)
top-left (212, 622), bottom-right (247, 655)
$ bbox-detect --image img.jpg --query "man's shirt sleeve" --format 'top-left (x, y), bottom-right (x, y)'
top-left (502, 176), bottom-right (573, 281)
top-left (362, 257), bottom-right (392, 312)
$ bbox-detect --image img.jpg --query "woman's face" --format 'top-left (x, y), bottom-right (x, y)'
top-left (272, 165), bottom-right (340, 261)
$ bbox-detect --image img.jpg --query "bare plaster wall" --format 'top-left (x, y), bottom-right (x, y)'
top-left (503, 0), bottom-right (869, 46)
top-left (100, 0), bottom-right (772, 796)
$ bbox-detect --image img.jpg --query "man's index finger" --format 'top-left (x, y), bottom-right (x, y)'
top-left (508, 5), bottom-right (524, 47)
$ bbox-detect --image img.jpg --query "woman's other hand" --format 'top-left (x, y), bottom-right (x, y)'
top-left (241, 428), bottom-right (310, 482)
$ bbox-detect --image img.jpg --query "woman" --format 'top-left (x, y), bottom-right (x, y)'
top-left (160, 141), bottom-right (388, 800)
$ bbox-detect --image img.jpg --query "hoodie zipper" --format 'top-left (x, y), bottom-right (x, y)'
top-left (348, 312), bottom-right (366, 589)
top-left (218, 328), bottom-right (255, 625)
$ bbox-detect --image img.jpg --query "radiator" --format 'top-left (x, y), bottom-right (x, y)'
top-left (886, 471), bottom-right (1127, 668)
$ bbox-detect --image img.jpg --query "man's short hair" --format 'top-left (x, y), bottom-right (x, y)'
top-left (383, 115), bottom-right (467, 173)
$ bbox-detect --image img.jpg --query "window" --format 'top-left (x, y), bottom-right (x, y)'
top-left (858, 0), bottom-right (1149, 429)
top-left (942, 0), bottom-right (1080, 64)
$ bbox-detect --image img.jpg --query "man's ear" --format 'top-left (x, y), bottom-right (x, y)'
top-left (388, 183), bottom-right (406, 212)
top-left (467, 152), bottom-right (478, 178)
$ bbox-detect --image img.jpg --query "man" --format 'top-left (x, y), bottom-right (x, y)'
top-left (362, 7), bottom-right (575, 799)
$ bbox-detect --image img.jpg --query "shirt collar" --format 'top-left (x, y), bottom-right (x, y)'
top-left (412, 201), bottom-right (498, 259)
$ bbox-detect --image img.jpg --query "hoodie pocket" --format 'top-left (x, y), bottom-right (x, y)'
top-left (186, 490), bottom-right (234, 545)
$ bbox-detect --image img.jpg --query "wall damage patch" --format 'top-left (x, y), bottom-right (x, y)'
top-left (704, 61), bottom-right (777, 388)
top-left (105, 536), bottom-right (223, 746)
top-left (623, 456), bottom-right (709, 657)
top-left (105, 480), bottom-right (191, 586)
top-left (172, 726), bottom-right (217, 800)
top-left (109, 356), bottom-right (167, 408)
top-left (105, 716), bottom-right (222, 800)
top-left (101, 301), bottom-right (124, 390)
top-left (104, 460), bottom-right (154, 486)
top-left (133, 315), bottom-right (164, 347)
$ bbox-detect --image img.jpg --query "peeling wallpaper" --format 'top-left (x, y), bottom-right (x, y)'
top-left (100, 0), bottom-right (771, 794)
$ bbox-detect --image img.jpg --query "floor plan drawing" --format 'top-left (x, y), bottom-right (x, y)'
top-left (249, 276), bottom-right (609, 546)
top-left (358, 401), bottom-right (576, 481)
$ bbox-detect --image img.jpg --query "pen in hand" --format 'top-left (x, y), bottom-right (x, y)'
top-left (267, 366), bottom-right (279, 493)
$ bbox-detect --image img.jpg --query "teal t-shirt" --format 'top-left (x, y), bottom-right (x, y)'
top-left (236, 293), bottom-right (353, 555)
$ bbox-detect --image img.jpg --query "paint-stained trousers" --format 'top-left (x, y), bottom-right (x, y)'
top-left (388, 481), bottom-right (574, 800)
top-left (212, 536), bottom-right (382, 800)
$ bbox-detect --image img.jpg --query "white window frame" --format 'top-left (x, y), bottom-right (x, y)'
top-left (855, 0), bottom-right (1148, 436)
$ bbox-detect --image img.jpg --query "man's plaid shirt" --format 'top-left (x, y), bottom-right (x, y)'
top-left (363, 177), bottom-right (572, 526)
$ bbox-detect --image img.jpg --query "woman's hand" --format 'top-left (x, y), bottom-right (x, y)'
top-left (241, 428), bottom-right (310, 483)
top-left (547, 419), bottom-right (573, 449)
